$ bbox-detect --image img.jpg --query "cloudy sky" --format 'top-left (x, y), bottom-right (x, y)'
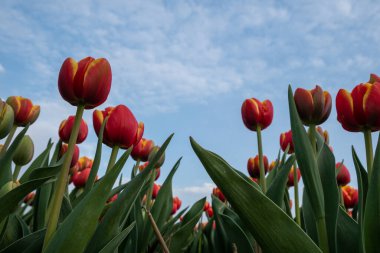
top-left (1, 0), bottom-right (380, 208)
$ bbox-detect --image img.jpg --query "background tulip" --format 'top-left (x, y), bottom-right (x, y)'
top-left (58, 57), bottom-right (112, 109)
top-left (241, 98), bottom-right (273, 131)
top-left (93, 105), bottom-right (144, 149)
top-left (59, 116), bottom-right (88, 144)
top-left (280, 130), bottom-right (294, 154)
top-left (294, 85), bottom-right (331, 126)
top-left (247, 155), bottom-right (268, 178)
top-left (72, 168), bottom-right (93, 188)
top-left (287, 166), bottom-right (301, 187)
top-left (13, 135), bottom-right (34, 166)
top-left (59, 144), bottom-right (79, 167)
top-left (336, 162), bottom-right (350, 186)
top-left (139, 162), bottom-right (160, 180)
top-left (316, 126), bottom-right (329, 144)
top-left (77, 156), bottom-right (93, 171)
top-left (131, 138), bottom-right (155, 162)
top-left (212, 187), bottom-right (226, 202)
top-left (0, 101), bottom-right (14, 139)
top-left (152, 183), bottom-right (160, 199)
top-left (342, 185), bottom-right (358, 209)
top-left (23, 192), bottom-right (35, 206)
top-left (6, 96), bottom-right (40, 127)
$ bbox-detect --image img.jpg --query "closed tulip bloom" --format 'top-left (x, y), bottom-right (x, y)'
top-left (342, 185), bottom-right (358, 209)
top-left (6, 96), bottom-right (40, 127)
top-left (206, 207), bottom-right (214, 218)
top-left (93, 105), bottom-right (144, 149)
top-left (72, 168), bottom-right (92, 188)
top-left (336, 162), bottom-right (350, 186)
top-left (212, 187), bottom-right (226, 202)
top-left (203, 201), bottom-right (211, 211)
top-left (13, 135), bottom-right (34, 166)
top-left (0, 101), bottom-right (14, 139)
top-left (59, 144), bottom-right (80, 167)
top-left (280, 130), bottom-right (294, 154)
top-left (59, 116), bottom-right (88, 144)
top-left (58, 57), bottom-right (112, 109)
top-left (131, 138), bottom-right (155, 162)
top-left (23, 192), bottom-right (35, 206)
top-left (241, 98), bottom-right (273, 131)
top-left (247, 155), bottom-right (269, 178)
top-left (152, 183), bottom-right (161, 199)
top-left (287, 166), bottom-right (301, 187)
top-left (77, 156), bottom-right (93, 171)
top-left (316, 126), bottom-right (329, 144)
top-left (294, 85), bottom-right (332, 126)
top-left (171, 196), bottom-right (182, 215)
top-left (336, 81), bottom-right (380, 131)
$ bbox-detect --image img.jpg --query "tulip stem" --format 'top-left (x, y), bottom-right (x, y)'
top-left (308, 125), bottom-right (317, 156)
top-left (132, 159), bottom-right (140, 178)
top-left (1, 125), bottom-right (17, 156)
top-left (146, 169), bottom-right (157, 212)
top-left (363, 130), bottom-right (373, 179)
top-left (256, 126), bottom-right (266, 192)
top-left (293, 161), bottom-right (301, 226)
top-left (43, 104), bottom-right (85, 250)
top-left (106, 146), bottom-right (120, 173)
top-left (13, 165), bottom-right (22, 181)
top-left (145, 207), bottom-right (169, 253)
top-left (316, 217), bottom-right (330, 253)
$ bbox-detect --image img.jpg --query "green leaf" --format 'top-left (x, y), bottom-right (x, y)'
top-left (363, 134), bottom-right (380, 253)
top-left (43, 148), bottom-right (132, 253)
top-left (337, 207), bottom-right (359, 253)
top-left (302, 189), bottom-right (318, 244)
top-left (98, 222), bottom-right (135, 253)
top-left (22, 161), bottom-right (63, 184)
top-left (0, 229), bottom-right (45, 253)
top-left (33, 183), bottom-right (52, 232)
top-left (0, 177), bottom-right (53, 223)
top-left (168, 198), bottom-right (206, 252)
top-left (288, 85), bottom-right (325, 219)
top-left (266, 155), bottom-right (295, 206)
top-left (317, 143), bottom-right (339, 253)
top-left (190, 137), bottom-right (321, 253)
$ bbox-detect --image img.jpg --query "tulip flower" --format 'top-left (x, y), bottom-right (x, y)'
top-left (77, 156), bottom-right (93, 171)
top-left (107, 194), bottom-right (118, 204)
top-left (342, 185), bottom-right (358, 209)
top-left (212, 187), bottom-right (226, 202)
top-left (139, 162), bottom-right (160, 180)
top-left (59, 116), bottom-right (88, 144)
top-left (206, 207), bottom-right (214, 218)
top-left (241, 98), bottom-right (273, 131)
top-left (0, 100), bottom-right (14, 139)
top-left (280, 130), bottom-right (294, 154)
top-left (287, 166), bottom-right (301, 187)
top-left (171, 196), bottom-right (182, 215)
top-left (294, 85), bottom-right (332, 126)
top-left (250, 177), bottom-right (259, 184)
top-left (6, 96), bottom-right (40, 127)
top-left (23, 192), bottom-right (35, 206)
top-left (58, 57), bottom-right (112, 109)
top-left (204, 201), bottom-right (211, 211)
top-left (59, 144), bottom-right (80, 168)
top-left (336, 162), bottom-right (350, 186)
top-left (131, 138), bottom-right (155, 162)
top-left (247, 155), bottom-right (268, 178)
top-left (72, 168), bottom-right (94, 188)
top-left (316, 126), bottom-right (329, 144)
top-left (152, 183), bottom-right (160, 199)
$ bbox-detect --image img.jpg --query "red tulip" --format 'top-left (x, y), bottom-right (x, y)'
top-left (251, 177), bottom-right (259, 184)
top-left (241, 98), bottom-right (273, 131)
top-left (212, 187), bottom-right (226, 202)
top-left (152, 183), bottom-right (160, 199)
top-left (171, 196), bottom-right (182, 215)
top-left (77, 156), bottom-right (93, 171)
top-left (336, 81), bottom-right (380, 131)
top-left (93, 105), bottom-right (144, 149)
top-left (342, 185), bottom-right (358, 209)
top-left (139, 162), bottom-right (160, 180)
top-left (131, 138), bottom-right (155, 162)
top-left (6, 96), bottom-right (40, 127)
top-left (247, 155), bottom-right (269, 178)
top-left (107, 194), bottom-right (118, 204)
top-left (58, 57), bottom-right (112, 109)
top-left (23, 192), bottom-right (35, 206)
top-left (294, 85), bottom-right (332, 126)
top-left (206, 207), bottom-right (214, 218)
top-left (203, 201), bottom-right (211, 211)
top-left (72, 168), bottom-right (92, 188)
top-left (336, 162), bottom-right (350, 186)
top-left (287, 166), bottom-right (301, 187)
top-left (280, 130), bottom-right (294, 154)
top-left (59, 143), bottom-right (80, 167)
top-left (59, 116), bottom-right (88, 144)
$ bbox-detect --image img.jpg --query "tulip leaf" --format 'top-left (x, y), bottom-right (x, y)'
top-left (363, 134), bottom-right (380, 253)
top-left (0, 177), bottom-right (53, 223)
top-left (33, 183), bottom-right (52, 232)
top-left (21, 161), bottom-right (63, 184)
top-left (266, 155), bottom-right (295, 206)
top-left (288, 85), bottom-right (325, 219)
top-left (49, 140), bottom-right (62, 166)
top-left (0, 229), bottom-right (45, 253)
top-left (317, 142), bottom-right (339, 253)
top-left (98, 222), bottom-right (135, 253)
top-left (190, 137), bottom-right (321, 253)
top-left (43, 148), bottom-right (132, 253)
top-left (302, 189), bottom-right (319, 244)
top-left (337, 207), bottom-right (359, 253)
top-left (168, 197), bottom-right (206, 252)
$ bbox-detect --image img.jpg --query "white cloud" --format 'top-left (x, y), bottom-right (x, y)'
top-left (174, 182), bottom-right (214, 195)
top-left (0, 64), bottom-right (4, 73)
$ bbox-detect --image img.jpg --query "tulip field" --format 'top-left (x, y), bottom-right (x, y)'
top-left (0, 56), bottom-right (379, 253)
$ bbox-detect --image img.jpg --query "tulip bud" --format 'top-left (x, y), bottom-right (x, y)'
top-left (131, 138), bottom-right (155, 162)
top-left (171, 196), bottom-right (182, 215)
top-left (316, 126), bottom-right (329, 144)
top-left (58, 57), bottom-right (112, 109)
top-left (212, 187), bottom-right (226, 202)
top-left (148, 146), bottom-right (165, 168)
top-left (247, 155), bottom-right (269, 178)
top-left (77, 156), bottom-right (93, 171)
top-left (23, 192), bottom-right (35, 206)
top-left (336, 82), bottom-right (380, 132)
top-left (13, 135), bottom-right (34, 166)
top-left (336, 162), bottom-right (350, 186)
top-left (107, 194), bottom-right (118, 204)
top-left (152, 183), bottom-right (160, 199)
top-left (279, 130), bottom-right (294, 154)
top-left (342, 185), bottom-right (358, 209)
top-left (0, 101), bottom-right (14, 139)
top-left (72, 168), bottom-right (92, 188)
top-left (204, 201), bottom-right (211, 211)
top-left (241, 98), bottom-right (273, 131)
top-left (6, 96), bottom-right (40, 127)
top-left (59, 144), bottom-right (80, 167)
top-left (206, 207), bottom-right (214, 218)
top-left (59, 116), bottom-right (88, 144)
top-left (287, 166), bottom-right (301, 187)
top-left (93, 105), bottom-right (144, 149)
top-left (294, 85), bottom-right (332, 126)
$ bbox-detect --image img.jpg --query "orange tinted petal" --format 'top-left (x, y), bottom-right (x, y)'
top-left (336, 89), bottom-right (361, 132)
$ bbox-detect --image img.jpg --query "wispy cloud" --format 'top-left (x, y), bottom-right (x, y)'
top-left (0, 64), bottom-right (4, 74)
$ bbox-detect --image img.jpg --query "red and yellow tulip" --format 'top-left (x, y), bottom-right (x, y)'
top-left (247, 155), bottom-right (269, 178)
top-left (59, 116), bottom-right (88, 144)
top-left (241, 98), bottom-right (273, 131)
top-left (280, 130), bottom-right (294, 154)
top-left (6, 96), bottom-right (40, 127)
top-left (342, 185), bottom-right (358, 209)
top-left (131, 138), bottom-right (155, 162)
top-left (336, 162), bottom-right (350, 186)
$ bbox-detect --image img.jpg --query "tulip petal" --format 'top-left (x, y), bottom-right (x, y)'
top-left (73, 57), bottom-right (94, 101)
top-left (241, 99), bottom-right (260, 131)
top-left (336, 89), bottom-right (361, 132)
top-left (319, 91), bottom-right (332, 124)
top-left (294, 88), bottom-right (313, 125)
top-left (260, 100), bottom-right (274, 130)
top-left (58, 58), bottom-right (79, 105)
top-left (351, 83), bottom-right (369, 126)
top-left (363, 84), bottom-right (380, 130)
top-left (311, 85), bottom-right (324, 122)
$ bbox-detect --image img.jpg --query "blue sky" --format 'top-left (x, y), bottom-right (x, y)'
top-left (1, 0), bottom-right (380, 208)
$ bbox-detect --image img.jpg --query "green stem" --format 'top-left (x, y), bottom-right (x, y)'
top-left (363, 130), bottom-right (373, 179)
top-left (316, 217), bottom-right (329, 253)
top-left (1, 125), bottom-right (17, 155)
top-left (256, 126), bottom-right (266, 192)
top-left (308, 125), bottom-right (317, 156)
top-left (145, 208), bottom-right (169, 253)
top-left (146, 169), bottom-right (157, 212)
top-left (43, 105), bottom-right (85, 250)
top-left (293, 161), bottom-right (301, 226)
top-left (106, 146), bottom-right (120, 173)
top-left (132, 159), bottom-right (140, 178)
top-left (13, 164), bottom-right (22, 181)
